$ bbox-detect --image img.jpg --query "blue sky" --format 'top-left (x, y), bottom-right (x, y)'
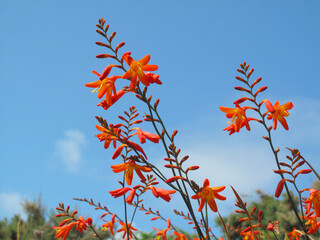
top-left (1, 0), bottom-right (320, 236)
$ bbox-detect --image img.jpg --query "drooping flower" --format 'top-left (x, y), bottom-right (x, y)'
top-left (122, 54), bottom-right (158, 89)
top-left (149, 186), bottom-right (176, 202)
top-left (117, 221), bottom-right (138, 239)
top-left (191, 179), bottom-right (226, 212)
top-left (53, 222), bottom-right (76, 240)
top-left (95, 125), bottom-right (121, 149)
top-left (85, 65), bottom-right (122, 104)
top-left (102, 221), bottom-right (116, 235)
top-left (53, 217), bottom-right (92, 240)
top-left (97, 89), bottom-right (126, 110)
top-left (144, 72), bottom-right (162, 85)
top-left (223, 117), bottom-right (257, 135)
top-left (219, 104), bottom-right (250, 133)
top-left (173, 231), bottom-right (188, 240)
top-left (152, 227), bottom-right (172, 240)
top-left (304, 188), bottom-right (320, 217)
top-left (240, 230), bottom-right (260, 240)
top-left (288, 228), bottom-right (301, 240)
top-left (111, 159), bottom-right (152, 185)
top-left (75, 216), bottom-right (91, 233)
top-left (264, 100), bottom-right (293, 130)
top-left (109, 187), bottom-right (131, 198)
top-left (133, 127), bottom-right (161, 144)
top-left (302, 213), bottom-right (320, 234)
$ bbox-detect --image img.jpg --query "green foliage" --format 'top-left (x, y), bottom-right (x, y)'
top-left (0, 196), bottom-right (112, 240)
top-left (215, 190), bottom-right (300, 240)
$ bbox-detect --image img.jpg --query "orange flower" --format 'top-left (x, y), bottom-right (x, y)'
top-left (288, 228), bottom-right (301, 240)
top-left (240, 230), bottom-right (260, 240)
top-left (117, 221), bottom-right (138, 239)
top-left (97, 89), bottom-right (125, 110)
top-left (223, 117), bottom-right (256, 135)
top-left (304, 188), bottom-right (320, 217)
top-left (122, 54), bottom-right (158, 89)
top-left (95, 125), bottom-right (121, 149)
top-left (191, 179), bottom-right (226, 212)
top-left (53, 217), bottom-right (91, 240)
top-left (303, 214), bottom-right (320, 234)
top-left (85, 65), bottom-right (122, 104)
top-left (149, 186), bottom-right (176, 202)
top-left (109, 187), bottom-right (131, 198)
top-left (111, 159), bottom-right (152, 185)
top-left (152, 227), bottom-right (171, 240)
top-left (133, 127), bottom-right (161, 144)
top-left (53, 222), bottom-right (76, 240)
top-left (173, 231), bottom-right (188, 240)
top-left (75, 216), bottom-right (88, 233)
top-left (219, 104), bottom-right (250, 133)
top-left (264, 100), bottom-right (293, 130)
top-left (102, 221), bottom-right (116, 235)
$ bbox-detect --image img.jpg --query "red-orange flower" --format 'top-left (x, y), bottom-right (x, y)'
top-left (152, 227), bottom-right (171, 240)
top-left (117, 221), bottom-right (138, 239)
top-left (53, 217), bottom-right (92, 240)
top-left (95, 125), bottom-right (121, 149)
top-left (149, 186), bottom-right (176, 202)
top-left (264, 100), bottom-right (293, 130)
top-left (173, 231), bottom-right (188, 240)
top-left (122, 54), bottom-right (158, 89)
top-left (53, 222), bottom-right (76, 240)
top-left (109, 187), bottom-right (131, 198)
top-left (219, 104), bottom-right (250, 133)
top-left (240, 230), bottom-right (260, 240)
top-left (304, 188), bottom-right (320, 217)
top-left (288, 228), bottom-right (301, 240)
top-left (102, 221), bottom-right (116, 235)
top-left (75, 216), bottom-right (88, 233)
top-left (97, 89), bottom-right (126, 110)
top-left (191, 179), bottom-right (226, 212)
top-left (85, 65), bottom-right (122, 104)
top-left (111, 159), bottom-right (152, 185)
top-left (303, 213), bottom-right (320, 234)
top-left (223, 117), bottom-right (256, 135)
top-left (133, 127), bottom-right (160, 144)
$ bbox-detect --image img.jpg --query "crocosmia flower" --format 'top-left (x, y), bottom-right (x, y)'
top-left (173, 231), bottom-right (188, 240)
top-left (219, 104), bottom-right (250, 133)
top-left (102, 221), bottom-right (116, 235)
top-left (95, 125), bottom-right (121, 149)
top-left (133, 127), bottom-right (160, 144)
top-left (149, 186), bottom-right (176, 202)
top-left (191, 179), bottom-right (226, 212)
top-left (122, 54), bottom-right (158, 89)
top-left (264, 99), bottom-right (293, 130)
top-left (53, 222), bottom-right (76, 240)
top-left (304, 188), bottom-right (320, 217)
top-left (303, 213), bottom-right (320, 234)
top-left (117, 221), bottom-right (138, 239)
top-left (85, 65), bottom-right (121, 104)
top-left (97, 89), bottom-right (125, 110)
top-left (111, 159), bottom-right (152, 185)
top-left (288, 228), bottom-right (301, 240)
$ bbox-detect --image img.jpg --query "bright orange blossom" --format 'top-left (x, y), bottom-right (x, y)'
top-left (122, 54), bottom-right (158, 89)
top-left (191, 179), bottom-right (226, 212)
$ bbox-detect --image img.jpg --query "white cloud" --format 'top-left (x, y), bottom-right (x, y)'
top-left (0, 192), bottom-right (25, 218)
top-left (55, 129), bottom-right (86, 172)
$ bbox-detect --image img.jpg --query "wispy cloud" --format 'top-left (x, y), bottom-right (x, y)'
top-left (55, 129), bottom-right (86, 172)
top-left (0, 192), bottom-right (24, 218)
